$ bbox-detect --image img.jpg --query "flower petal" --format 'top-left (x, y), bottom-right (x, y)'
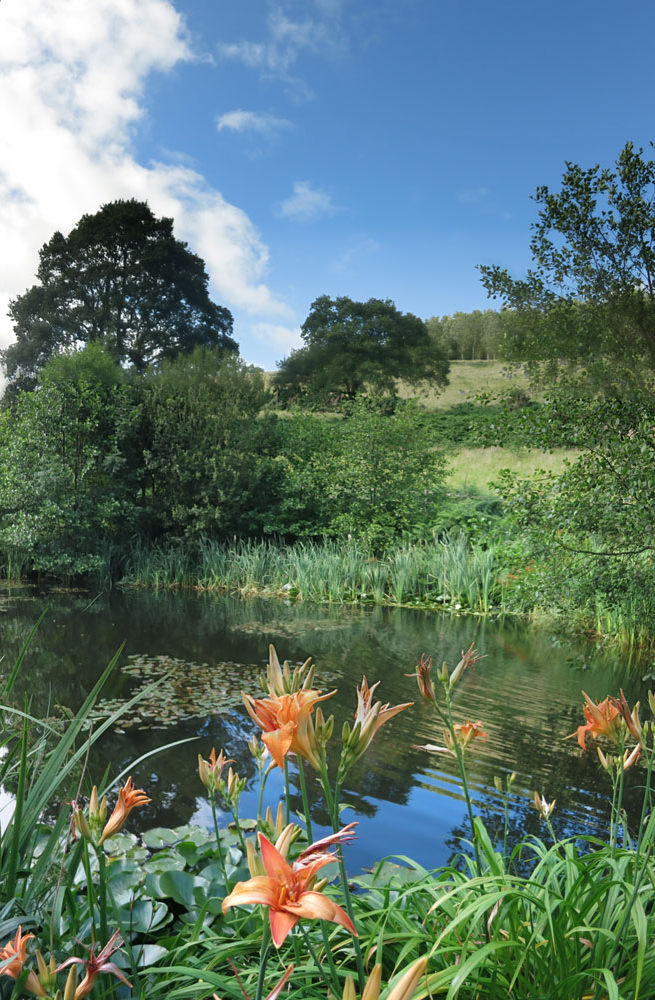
top-left (269, 909), bottom-right (298, 948)
top-left (259, 833), bottom-right (294, 884)
top-left (222, 876), bottom-right (277, 913)
top-left (262, 724), bottom-right (295, 770)
top-left (285, 891), bottom-right (357, 935)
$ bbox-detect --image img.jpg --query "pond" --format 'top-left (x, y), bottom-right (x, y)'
top-left (0, 583), bottom-right (648, 874)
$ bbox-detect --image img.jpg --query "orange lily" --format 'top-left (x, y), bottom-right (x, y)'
top-left (242, 688), bottom-right (334, 770)
top-left (416, 720), bottom-right (489, 757)
top-left (569, 693), bottom-right (622, 750)
top-left (97, 777), bottom-right (150, 845)
top-left (222, 830), bottom-right (357, 947)
top-left (57, 931), bottom-right (131, 999)
top-left (0, 927), bottom-right (46, 997)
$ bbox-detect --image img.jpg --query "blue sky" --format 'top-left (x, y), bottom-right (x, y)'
top-left (1, 0), bottom-right (654, 369)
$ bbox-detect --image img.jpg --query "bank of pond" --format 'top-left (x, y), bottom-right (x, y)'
top-left (1, 586), bottom-right (654, 998)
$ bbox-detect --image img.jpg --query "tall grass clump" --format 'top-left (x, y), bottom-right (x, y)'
top-left (122, 535), bottom-right (504, 615)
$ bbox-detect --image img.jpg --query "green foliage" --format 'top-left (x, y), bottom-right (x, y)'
top-left (3, 199), bottom-right (236, 396)
top-left (426, 309), bottom-right (504, 360)
top-left (267, 399), bottom-right (446, 550)
top-left (479, 141), bottom-right (655, 394)
top-left (141, 349), bottom-right (273, 541)
top-left (0, 345), bottom-right (141, 577)
top-left (275, 295), bottom-right (449, 407)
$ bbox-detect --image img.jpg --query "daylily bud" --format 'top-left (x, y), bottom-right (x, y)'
top-left (274, 823), bottom-right (300, 859)
top-left (533, 790), bottom-right (556, 820)
top-left (341, 977), bottom-right (357, 1000)
top-left (63, 965), bottom-right (78, 1000)
top-left (35, 951), bottom-right (57, 993)
top-left (386, 956), bottom-right (429, 1000)
top-left (448, 642), bottom-right (485, 689)
top-left (362, 963), bottom-right (382, 1000)
top-left (649, 690), bottom-right (655, 717)
top-left (198, 748), bottom-right (234, 796)
top-left (406, 654), bottom-right (436, 704)
top-left (73, 808), bottom-right (93, 842)
top-left (493, 776), bottom-right (503, 793)
top-left (246, 838), bottom-right (263, 877)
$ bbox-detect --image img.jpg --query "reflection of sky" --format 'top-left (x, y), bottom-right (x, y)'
top-left (0, 587), bottom-right (641, 874)
top-left (0, 747), bottom-right (15, 833)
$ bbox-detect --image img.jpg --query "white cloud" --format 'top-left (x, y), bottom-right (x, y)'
top-left (218, 2), bottom-right (347, 97)
top-left (276, 181), bottom-right (337, 223)
top-left (251, 322), bottom-right (303, 355)
top-left (0, 0), bottom-right (294, 358)
top-left (216, 109), bottom-right (293, 136)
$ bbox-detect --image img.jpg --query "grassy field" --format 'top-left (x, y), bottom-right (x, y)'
top-left (446, 445), bottom-right (573, 493)
top-left (401, 359), bottom-right (532, 409)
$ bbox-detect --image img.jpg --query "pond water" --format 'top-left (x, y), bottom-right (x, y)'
top-left (0, 583), bottom-right (649, 874)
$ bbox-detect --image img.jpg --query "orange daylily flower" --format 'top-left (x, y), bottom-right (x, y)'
top-left (568, 693), bottom-right (622, 750)
top-left (222, 830), bottom-right (357, 947)
top-left (0, 927), bottom-right (46, 997)
top-left (450, 720), bottom-right (488, 749)
top-left (97, 777), bottom-right (150, 845)
top-left (242, 688), bottom-right (335, 770)
top-left (57, 931), bottom-right (131, 999)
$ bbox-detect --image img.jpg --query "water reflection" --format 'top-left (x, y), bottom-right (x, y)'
top-left (0, 584), bottom-right (645, 871)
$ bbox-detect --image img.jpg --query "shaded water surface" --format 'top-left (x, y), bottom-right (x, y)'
top-left (0, 584), bottom-right (646, 873)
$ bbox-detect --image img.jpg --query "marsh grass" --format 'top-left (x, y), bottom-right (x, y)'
top-left (123, 536), bottom-right (504, 614)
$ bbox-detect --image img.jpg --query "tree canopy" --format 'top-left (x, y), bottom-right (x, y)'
top-left (2, 199), bottom-right (237, 395)
top-left (479, 141), bottom-right (655, 393)
top-left (274, 295), bottom-right (449, 406)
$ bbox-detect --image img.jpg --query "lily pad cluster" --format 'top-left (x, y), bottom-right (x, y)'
top-left (228, 617), bottom-right (354, 639)
top-left (90, 654), bottom-right (260, 729)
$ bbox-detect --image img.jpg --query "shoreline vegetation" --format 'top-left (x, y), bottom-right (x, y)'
top-left (2, 641), bottom-right (655, 1000)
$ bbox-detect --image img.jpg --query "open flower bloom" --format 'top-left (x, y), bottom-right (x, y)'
top-left (57, 931), bottom-right (131, 999)
top-left (416, 720), bottom-right (488, 757)
top-left (0, 927), bottom-right (46, 997)
top-left (97, 777), bottom-right (150, 845)
top-left (568, 693), bottom-right (622, 750)
top-left (223, 830), bottom-right (357, 947)
top-left (243, 688), bottom-right (335, 770)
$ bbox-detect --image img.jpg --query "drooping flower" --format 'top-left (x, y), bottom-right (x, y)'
top-left (56, 931), bottom-right (131, 999)
top-left (569, 693), bottom-right (622, 750)
top-left (610, 690), bottom-right (643, 746)
top-left (97, 777), bottom-right (150, 845)
top-left (198, 747), bottom-right (234, 795)
top-left (222, 830), bottom-right (357, 947)
top-left (242, 688), bottom-right (335, 770)
top-left (0, 927), bottom-right (46, 997)
top-left (406, 653), bottom-right (436, 704)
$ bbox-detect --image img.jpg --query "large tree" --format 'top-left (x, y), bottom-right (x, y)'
top-left (274, 295), bottom-right (449, 406)
top-left (479, 141), bottom-right (655, 394)
top-left (3, 199), bottom-right (237, 395)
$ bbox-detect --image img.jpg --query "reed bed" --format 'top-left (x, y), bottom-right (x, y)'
top-left (121, 535), bottom-right (503, 614)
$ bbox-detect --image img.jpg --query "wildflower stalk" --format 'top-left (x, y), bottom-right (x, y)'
top-left (96, 847), bottom-right (110, 948)
top-left (283, 758), bottom-right (291, 826)
top-left (296, 758), bottom-right (314, 844)
top-left (254, 919), bottom-right (272, 1000)
top-left (300, 924), bottom-right (339, 995)
top-left (209, 798), bottom-right (228, 884)
top-left (80, 842), bottom-right (99, 944)
top-left (636, 744), bottom-right (654, 862)
top-left (230, 797), bottom-right (248, 856)
top-left (327, 775), bottom-right (366, 993)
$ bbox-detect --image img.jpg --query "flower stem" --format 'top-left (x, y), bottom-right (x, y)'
top-left (254, 918), bottom-right (272, 1000)
top-left (329, 778), bottom-right (365, 992)
top-left (210, 798), bottom-right (228, 884)
top-left (283, 757), bottom-right (291, 825)
top-left (96, 846), bottom-right (109, 947)
top-left (297, 758), bottom-right (313, 843)
top-left (300, 924), bottom-right (339, 994)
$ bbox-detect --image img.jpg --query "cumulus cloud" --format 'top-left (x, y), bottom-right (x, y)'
top-left (216, 109), bottom-right (293, 136)
top-left (276, 181), bottom-right (337, 223)
top-left (0, 0), bottom-right (294, 358)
